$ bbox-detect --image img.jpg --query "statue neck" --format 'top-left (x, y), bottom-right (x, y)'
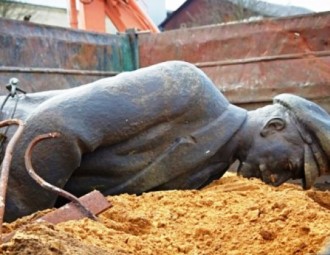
top-left (231, 112), bottom-right (256, 162)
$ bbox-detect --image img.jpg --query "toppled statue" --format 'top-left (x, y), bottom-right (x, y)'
top-left (0, 61), bottom-right (329, 222)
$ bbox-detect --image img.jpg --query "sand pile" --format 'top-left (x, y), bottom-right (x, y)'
top-left (1, 174), bottom-right (330, 255)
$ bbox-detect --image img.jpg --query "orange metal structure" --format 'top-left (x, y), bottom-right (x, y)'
top-left (68, 0), bottom-right (160, 33)
top-left (69, 0), bottom-right (78, 28)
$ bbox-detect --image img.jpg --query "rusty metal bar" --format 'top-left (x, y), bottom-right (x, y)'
top-left (2, 190), bottom-right (111, 243)
top-left (0, 67), bottom-right (119, 76)
top-left (195, 50), bottom-right (330, 68)
top-left (24, 132), bottom-right (97, 221)
top-left (37, 190), bottom-right (110, 224)
top-left (0, 119), bottom-right (25, 241)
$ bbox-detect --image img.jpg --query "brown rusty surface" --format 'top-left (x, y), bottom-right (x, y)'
top-left (38, 190), bottom-right (111, 224)
top-left (0, 18), bottom-right (136, 93)
top-left (139, 12), bottom-right (330, 110)
top-left (1, 190), bottom-right (111, 243)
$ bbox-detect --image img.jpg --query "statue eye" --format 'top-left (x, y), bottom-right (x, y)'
top-left (261, 118), bottom-right (286, 137)
top-left (268, 118), bottom-right (285, 131)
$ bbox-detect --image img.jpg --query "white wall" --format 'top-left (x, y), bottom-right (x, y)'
top-left (30, 5), bottom-right (68, 28)
top-left (2, 2), bottom-right (69, 28)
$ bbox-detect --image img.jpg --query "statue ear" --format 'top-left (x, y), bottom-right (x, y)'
top-left (260, 118), bottom-right (286, 137)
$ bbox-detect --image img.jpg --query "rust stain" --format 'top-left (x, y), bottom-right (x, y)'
top-left (139, 12), bottom-right (330, 110)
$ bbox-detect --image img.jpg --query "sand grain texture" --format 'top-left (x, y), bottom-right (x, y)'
top-left (1, 174), bottom-right (330, 255)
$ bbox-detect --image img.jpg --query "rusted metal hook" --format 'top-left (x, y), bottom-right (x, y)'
top-left (24, 132), bottom-right (97, 221)
top-left (0, 119), bottom-right (25, 241)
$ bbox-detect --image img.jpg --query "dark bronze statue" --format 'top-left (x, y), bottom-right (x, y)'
top-left (0, 61), bottom-right (329, 222)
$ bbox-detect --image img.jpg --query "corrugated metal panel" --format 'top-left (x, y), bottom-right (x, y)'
top-left (0, 18), bottom-right (137, 93)
top-left (139, 12), bottom-right (330, 111)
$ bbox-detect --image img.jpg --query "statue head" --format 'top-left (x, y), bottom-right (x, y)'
top-left (235, 94), bottom-right (329, 189)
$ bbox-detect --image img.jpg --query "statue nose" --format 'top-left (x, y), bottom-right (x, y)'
top-left (270, 174), bottom-right (278, 184)
top-left (259, 164), bottom-right (278, 185)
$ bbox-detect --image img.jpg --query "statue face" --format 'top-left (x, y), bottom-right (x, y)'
top-left (237, 104), bottom-right (305, 186)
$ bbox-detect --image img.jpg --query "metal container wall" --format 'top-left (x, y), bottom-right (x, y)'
top-left (139, 12), bottom-right (330, 111)
top-left (0, 18), bottom-right (137, 94)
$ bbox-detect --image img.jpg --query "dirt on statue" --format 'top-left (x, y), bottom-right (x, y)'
top-left (1, 173), bottom-right (330, 255)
